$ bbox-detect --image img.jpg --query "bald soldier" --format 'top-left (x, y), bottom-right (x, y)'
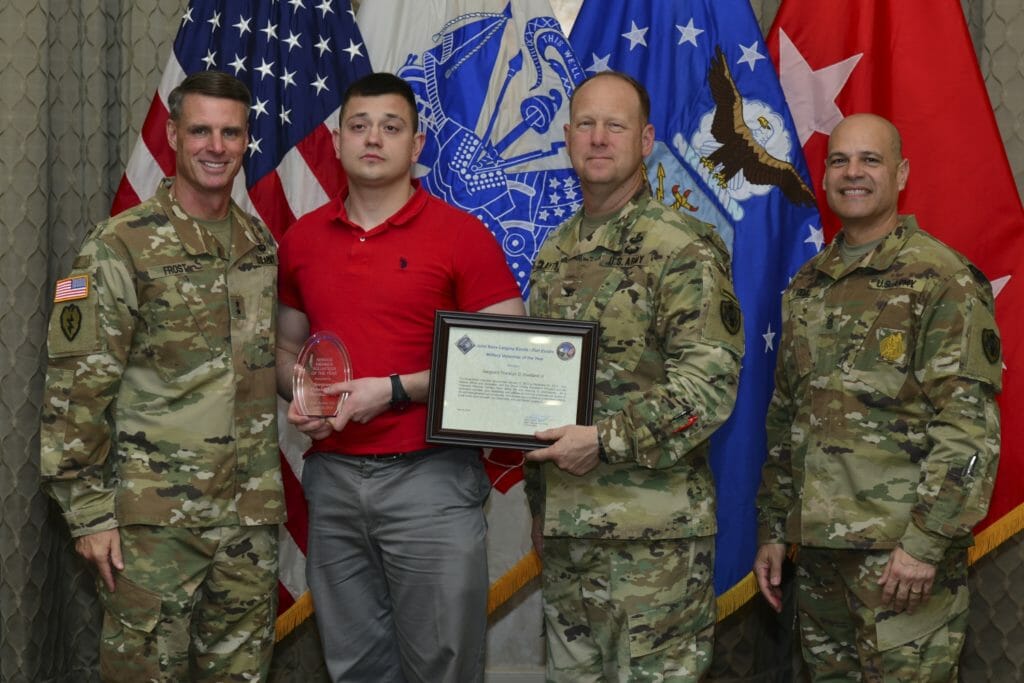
top-left (526, 71), bottom-right (743, 681)
top-left (755, 113), bottom-right (1001, 681)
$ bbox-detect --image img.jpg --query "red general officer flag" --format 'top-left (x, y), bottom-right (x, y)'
top-left (767, 0), bottom-right (1024, 555)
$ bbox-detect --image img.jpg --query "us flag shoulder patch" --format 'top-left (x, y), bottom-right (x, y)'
top-left (54, 275), bottom-right (90, 302)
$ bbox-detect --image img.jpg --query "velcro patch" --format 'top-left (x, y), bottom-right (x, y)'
top-left (879, 331), bottom-right (906, 362)
top-left (59, 304), bottom-right (83, 341)
top-left (147, 262), bottom-right (203, 279)
top-left (54, 275), bottom-right (90, 303)
top-left (720, 297), bottom-right (742, 335)
top-left (960, 300), bottom-right (1002, 389)
top-left (982, 328), bottom-right (1000, 364)
top-left (48, 300), bottom-right (102, 358)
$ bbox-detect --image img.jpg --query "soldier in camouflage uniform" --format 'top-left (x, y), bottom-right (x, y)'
top-left (755, 114), bottom-right (1001, 681)
top-left (525, 72), bottom-right (744, 682)
top-left (39, 71), bottom-right (285, 682)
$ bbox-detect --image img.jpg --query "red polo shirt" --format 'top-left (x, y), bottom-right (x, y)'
top-left (278, 183), bottom-right (521, 455)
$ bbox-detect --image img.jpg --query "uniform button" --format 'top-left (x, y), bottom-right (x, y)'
top-left (359, 237), bottom-right (366, 242)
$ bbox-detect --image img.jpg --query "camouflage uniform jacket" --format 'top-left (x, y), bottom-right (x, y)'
top-left (757, 216), bottom-right (1001, 564)
top-left (525, 189), bottom-right (744, 540)
top-left (40, 179), bottom-right (285, 537)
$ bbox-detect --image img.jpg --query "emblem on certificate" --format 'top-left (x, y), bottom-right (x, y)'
top-left (293, 331), bottom-right (353, 417)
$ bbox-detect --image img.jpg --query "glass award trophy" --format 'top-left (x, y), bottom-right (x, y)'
top-left (293, 331), bottom-right (352, 417)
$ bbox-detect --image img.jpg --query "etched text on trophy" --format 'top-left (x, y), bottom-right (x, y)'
top-left (293, 332), bottom-right (352, 417)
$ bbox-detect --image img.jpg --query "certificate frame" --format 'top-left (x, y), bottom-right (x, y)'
top-left (426, 310), bottom-right (599, 450)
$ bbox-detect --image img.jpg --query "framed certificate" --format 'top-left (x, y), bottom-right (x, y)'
top-left (426, 310), bottom-right (599, 450)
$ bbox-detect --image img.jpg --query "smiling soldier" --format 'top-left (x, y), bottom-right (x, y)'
top-left (40, 71), bottom-right (284, 681)
top-left (755, 113), bottom-right (1002, 681)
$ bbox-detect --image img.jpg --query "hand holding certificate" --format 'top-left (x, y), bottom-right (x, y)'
top-left (426, 311), bottom-right (598, 450)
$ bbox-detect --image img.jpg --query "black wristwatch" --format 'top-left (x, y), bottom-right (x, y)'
top-left (389, 373), bottom-right (412, 412)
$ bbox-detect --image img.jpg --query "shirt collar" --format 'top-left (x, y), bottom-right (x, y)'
top-left (331, 180), bottom-right (428, 235)
top-left (814, 215), bottom-right (920, 280)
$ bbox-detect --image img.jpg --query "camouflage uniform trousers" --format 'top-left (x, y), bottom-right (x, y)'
top-left (98, 524), bottom-right (279, 682)
top-left (541, 535), bottom-right (715, 682)
top-left (796, 546), bottom-right (969, 682)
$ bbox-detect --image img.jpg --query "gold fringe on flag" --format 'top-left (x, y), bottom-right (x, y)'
top-left (969, 501), bottom-right (1024, 564)
top-left (714, 571), bottom-right (760, 622)
top-left (275, 590), bottom-right (315, 643)
top-left (486, 549), bottom-right (543, 615)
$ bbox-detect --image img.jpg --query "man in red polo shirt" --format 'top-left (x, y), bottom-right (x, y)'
top-left (276, 72), bottom-right (523, 683)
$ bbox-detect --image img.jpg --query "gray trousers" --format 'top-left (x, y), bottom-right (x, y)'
top-left (303, 447), bottom-right (491, 683)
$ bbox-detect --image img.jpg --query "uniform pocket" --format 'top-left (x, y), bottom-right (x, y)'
top-left (98, 575), bottom-right (166, 682)
top-left (626, 585), bottom-right (714, 659)
top-left (100, 574), bottom-right (162, 633)
top-left (596, 271), bottom-right (649, 375)
top-left (137, 273), bottom-right (219, 382)
top-left (845, 299), bottom-right (915, 400)
top-left (875, 580), bottom-right (967, 650)
top-left (39, 367), bottom-right (74, 475)
top-left (458, 452), bottom-right (492, 506)
top-left (238, 264), bottom-right (277, 371)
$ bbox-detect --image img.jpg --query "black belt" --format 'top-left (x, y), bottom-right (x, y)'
top-left (357, 446), bottom-right (448, 460)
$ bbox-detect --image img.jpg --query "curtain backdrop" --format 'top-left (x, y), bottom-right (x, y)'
top-left (2, 1), bottom-right (1021, 680)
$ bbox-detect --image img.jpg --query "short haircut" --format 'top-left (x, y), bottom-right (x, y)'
top-left (167, 71), bottom-right (251, 121)
top-left (570, 71), bottom-right (651, 123)
top-left (340, 72), bottom-right (420, 131)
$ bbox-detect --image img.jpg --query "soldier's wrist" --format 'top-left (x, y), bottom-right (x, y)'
top-left (595, 420), bottom-right (625, 464)
top-left (898, 523), bottom-right (951, 565)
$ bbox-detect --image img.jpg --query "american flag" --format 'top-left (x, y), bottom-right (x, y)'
top-left (110, 0), bottom-right (372, 625)
top-left (54, 276), bottom-right (89, 302)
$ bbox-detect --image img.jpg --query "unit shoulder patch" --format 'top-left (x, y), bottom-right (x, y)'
top-left (720, 297), bottom-right (741, 336)
top-left (982, 328), bottom-right (1000, 364)
top-left (59, 304), bottom-right (83, 341)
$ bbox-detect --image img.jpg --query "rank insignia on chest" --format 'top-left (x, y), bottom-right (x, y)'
top-left (879, 331), bottom-right (905, 361)
top-left (230, 296), bottom-right (246, 319)
top-left (59, 303), bottom-right (83, 341)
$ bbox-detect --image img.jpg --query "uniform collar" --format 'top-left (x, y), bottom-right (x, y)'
top-left (156, 178), bottom-right (267, 262)
top-left (814, 215), bottom-right (920, 280)
top-left (555, 185), bottom-right (652, 256)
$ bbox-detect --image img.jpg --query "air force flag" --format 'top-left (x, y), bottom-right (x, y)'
top-left (570, 0), bottom-right (822, 608)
